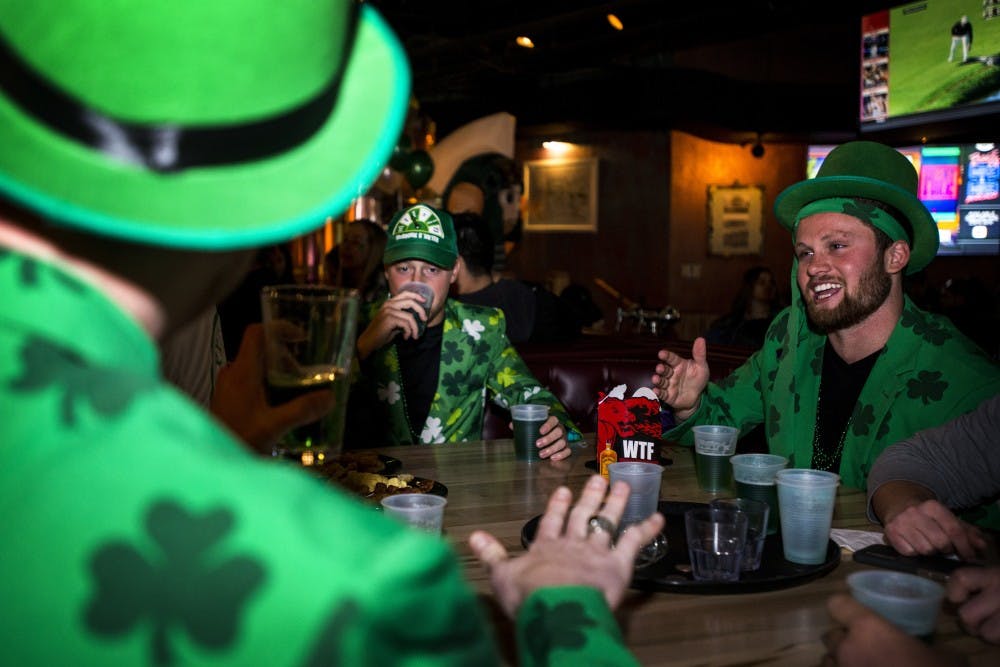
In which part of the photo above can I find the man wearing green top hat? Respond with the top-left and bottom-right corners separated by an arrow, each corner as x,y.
0,2 -> 661,665
349,202 -> 581,455
651,141 -> 1000,528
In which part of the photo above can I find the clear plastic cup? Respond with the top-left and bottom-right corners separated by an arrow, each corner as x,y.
692,425 -> 739,493
608,462 -> 664,526
730,453 -> 788,535
847,571 -> 946,637
685,507 -> 748,581
397,281 -> 434,337
380,494 -> 448,534
775,469 -> 839,564
511,404 -> 550,462
710,497 -> 769,571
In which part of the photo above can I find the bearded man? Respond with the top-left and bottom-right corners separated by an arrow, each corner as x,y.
650,141 -> 1000,528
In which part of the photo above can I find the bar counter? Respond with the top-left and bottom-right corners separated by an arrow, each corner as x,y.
371,436 -> 1000,666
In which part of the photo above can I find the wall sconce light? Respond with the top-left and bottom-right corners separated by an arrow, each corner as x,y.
607,14 -> 624,31
516,35 -> 534,49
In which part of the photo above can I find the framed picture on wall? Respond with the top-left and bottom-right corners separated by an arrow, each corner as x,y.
523,157 -> 598,232
706,184 -> 765,255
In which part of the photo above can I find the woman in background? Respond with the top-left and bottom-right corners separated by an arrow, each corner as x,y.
704,266 -> 783,349
325,219 -> 388,304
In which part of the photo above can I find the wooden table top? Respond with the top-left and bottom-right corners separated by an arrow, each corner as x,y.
374,437 -> 999,667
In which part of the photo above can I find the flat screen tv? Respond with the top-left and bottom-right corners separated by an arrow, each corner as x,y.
859,0 -> 1000,134
806,143 -> 999,257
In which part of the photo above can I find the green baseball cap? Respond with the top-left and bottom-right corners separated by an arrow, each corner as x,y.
0,0 -> 410,250
384,204 -> 458,268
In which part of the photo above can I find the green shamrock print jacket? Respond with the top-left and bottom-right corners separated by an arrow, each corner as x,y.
358,297 -> 581,446
0,251 -> 632,666
667,297 -> 1000,528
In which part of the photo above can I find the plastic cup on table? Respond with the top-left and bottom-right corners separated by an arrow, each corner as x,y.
608,461 -> 667,565
684,507 -> 748,581
710,497 -> 769,571
775,468 -> 839,564
511,404 -> 549,462
380,494 -> 448,534
847,571 -> 946,638
608,462 -> 664,526
730,453 -> 788,535
692,425 -> 739,493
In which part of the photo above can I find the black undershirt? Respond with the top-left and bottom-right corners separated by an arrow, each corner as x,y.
396,322 -> 443,438
811,341 -> 882,472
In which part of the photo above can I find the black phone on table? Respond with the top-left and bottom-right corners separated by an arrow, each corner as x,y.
853,543 -> 968,582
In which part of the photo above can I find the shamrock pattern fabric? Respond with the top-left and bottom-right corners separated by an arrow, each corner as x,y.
357,298 -> 581,446
0,250 -> 628,665
666,296 -> 1000,521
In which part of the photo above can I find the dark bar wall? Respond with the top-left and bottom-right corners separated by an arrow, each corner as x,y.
511,130 -> 999,342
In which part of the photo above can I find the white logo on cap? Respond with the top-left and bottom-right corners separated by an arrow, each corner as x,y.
392,205 -> 444,244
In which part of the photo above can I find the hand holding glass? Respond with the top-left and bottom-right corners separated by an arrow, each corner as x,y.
261,285 -> 359,463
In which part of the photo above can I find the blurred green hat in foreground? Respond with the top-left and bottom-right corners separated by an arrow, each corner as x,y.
0,0 -> 410,249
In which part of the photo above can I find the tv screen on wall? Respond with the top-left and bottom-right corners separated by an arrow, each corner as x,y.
806,143 -> 999,257
860,0 -> 1000,132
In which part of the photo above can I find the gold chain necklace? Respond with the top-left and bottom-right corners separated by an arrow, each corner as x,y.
811,378 -> 851,472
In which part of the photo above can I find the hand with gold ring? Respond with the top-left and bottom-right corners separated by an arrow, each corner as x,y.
468,474 -> 665,618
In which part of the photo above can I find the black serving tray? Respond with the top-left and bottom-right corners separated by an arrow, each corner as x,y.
521,500 -> 840,594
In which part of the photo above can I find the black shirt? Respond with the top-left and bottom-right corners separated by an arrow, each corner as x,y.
811,341 -> 882,472
396,322 -> 443,437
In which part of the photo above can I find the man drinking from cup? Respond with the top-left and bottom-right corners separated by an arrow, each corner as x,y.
350,203 -> 580,455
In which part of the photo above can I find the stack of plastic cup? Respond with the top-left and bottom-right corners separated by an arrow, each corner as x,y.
692,425 -> 739,493
730,453 -> 788,535
710,497 -> 769,571
847,571 -> 946,637
775,469 -> 839,564
684,507 -> 748,581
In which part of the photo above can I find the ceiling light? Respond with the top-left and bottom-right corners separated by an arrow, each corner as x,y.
542,141 -> 573,155
607,14 -> 624,31
516,36 -> 534,49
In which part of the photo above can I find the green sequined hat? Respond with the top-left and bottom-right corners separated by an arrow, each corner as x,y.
774,141 -> 939,273
0,0 -> 410,250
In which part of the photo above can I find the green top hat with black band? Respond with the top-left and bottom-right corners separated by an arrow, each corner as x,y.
0,0 -> 410,250
774,141 -> 939,274
384,204 -> 458,268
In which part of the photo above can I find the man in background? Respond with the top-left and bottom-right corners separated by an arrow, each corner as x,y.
452,210 -> 577,344
350,204 -> 581,454
0,2 -> 656,664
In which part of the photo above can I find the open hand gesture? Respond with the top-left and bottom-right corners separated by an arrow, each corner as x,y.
651,337 -> 711,420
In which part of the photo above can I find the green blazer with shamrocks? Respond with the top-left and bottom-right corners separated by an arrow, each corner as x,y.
0,249 -> 633,667
358,298 -> 581,445
667,297 -> 1000,526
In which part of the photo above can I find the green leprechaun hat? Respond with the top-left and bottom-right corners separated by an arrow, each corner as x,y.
0,0 -> 410,249
774,141 -> 939,274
